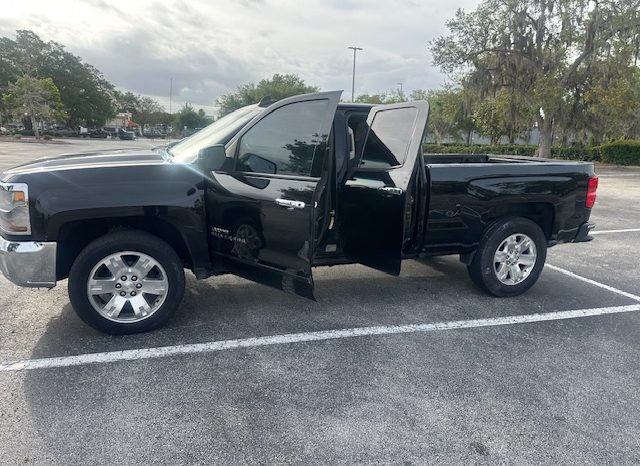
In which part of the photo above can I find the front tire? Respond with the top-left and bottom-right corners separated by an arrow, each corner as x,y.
467,217 -> 547,297
68,231 -> 185,334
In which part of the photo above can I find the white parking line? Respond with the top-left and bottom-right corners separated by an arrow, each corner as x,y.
546,264 -> 640,302
2,303 -> 640,372
591,228 -> 640,235
1,262 -> 638,373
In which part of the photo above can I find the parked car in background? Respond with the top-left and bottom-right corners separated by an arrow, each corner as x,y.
51,127 -> 78,138
103,127 -> 118,138
89,128 -> 109,139
118,128 -> 136,140
143,128 -> 166,138
0,127 -> 8,135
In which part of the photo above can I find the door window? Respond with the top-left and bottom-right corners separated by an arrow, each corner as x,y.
237,99 -> 330,177
360,107 -> 418,169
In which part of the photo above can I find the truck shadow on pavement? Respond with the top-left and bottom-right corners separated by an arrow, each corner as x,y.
22,255 -> 630,363
23,258 -> 483,359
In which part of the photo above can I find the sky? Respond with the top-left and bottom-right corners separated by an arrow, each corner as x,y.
0,0 -> 478,115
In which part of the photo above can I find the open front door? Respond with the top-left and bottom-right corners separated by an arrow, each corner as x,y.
339,101 -> 429,275
206,91 -> 341,299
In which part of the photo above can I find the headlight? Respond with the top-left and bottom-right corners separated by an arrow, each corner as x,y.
0,182 -> 31,235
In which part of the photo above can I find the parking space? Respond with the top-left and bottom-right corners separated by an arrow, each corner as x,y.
1,139 -> 639,464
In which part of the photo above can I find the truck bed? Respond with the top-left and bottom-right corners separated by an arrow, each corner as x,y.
423,153 -> 578,165
421,153 -> 595,256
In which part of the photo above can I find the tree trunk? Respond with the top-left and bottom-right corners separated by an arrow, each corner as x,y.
31,116 -> 40,139
537,116 -> 553,158
466,129 -> 472,145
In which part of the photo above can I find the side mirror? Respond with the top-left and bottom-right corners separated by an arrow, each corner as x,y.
198,144 -> 228,171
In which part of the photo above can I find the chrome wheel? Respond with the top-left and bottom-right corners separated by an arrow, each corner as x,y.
493,233 -> 537,286
87,251 -> 169,323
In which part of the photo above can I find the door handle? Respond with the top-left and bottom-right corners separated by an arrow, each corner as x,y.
275,199 -> 306,210
377,186 -> 403,196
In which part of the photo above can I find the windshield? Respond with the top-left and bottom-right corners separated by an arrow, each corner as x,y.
169,104 -> 263,163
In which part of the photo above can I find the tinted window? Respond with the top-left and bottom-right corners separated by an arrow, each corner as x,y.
360,107 -> 418,169
347,113 -> 368,166
237,99 -> 330,177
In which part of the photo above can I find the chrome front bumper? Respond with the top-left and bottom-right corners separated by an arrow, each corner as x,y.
0,237 -> 56,288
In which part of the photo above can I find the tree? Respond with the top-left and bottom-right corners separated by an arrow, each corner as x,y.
3,75 -> 65,138
216,74 -> 319,116
0,30 -> 115,126
473,89 -> 535,144
430,0 -> 640,156
421,88 -> 473,144
355,89 -> 407,104
173,103 -> 210,134
112,90 -> 140,114
135,96 -> 164,130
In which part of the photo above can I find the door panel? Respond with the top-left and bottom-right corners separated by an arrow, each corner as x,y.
205,91 -> 341,298
339,101 -> 429,275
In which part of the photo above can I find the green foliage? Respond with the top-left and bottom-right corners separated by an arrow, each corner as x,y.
354,93 -> 387,104
112,91 -> 141,113
3,75 -> 66,138
423,143 -> 604,161
424,143 -> 538,156
173,103 -> 210,132
423,88 -> 466,143
111,90 -> 171,130
591,141 -> 640,166
584,69 -> 640,142
0,30 -> 115,126
216,74 -> 319,117
472,89 -> 534,144
355,89 -> 406,104
430,0 -> 640,156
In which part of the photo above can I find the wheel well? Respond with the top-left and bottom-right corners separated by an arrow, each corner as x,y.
487,202 -> 555,240
55,217 -> 193,280
460,202 -> 554,266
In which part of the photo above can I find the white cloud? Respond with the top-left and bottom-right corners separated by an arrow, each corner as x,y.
1,0 -> 478,114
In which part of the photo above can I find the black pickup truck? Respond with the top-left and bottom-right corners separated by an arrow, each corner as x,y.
0,91 -> 598,334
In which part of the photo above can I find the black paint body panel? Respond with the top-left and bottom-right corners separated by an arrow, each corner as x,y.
422,159 -> 595,256
2,151 -> 211,273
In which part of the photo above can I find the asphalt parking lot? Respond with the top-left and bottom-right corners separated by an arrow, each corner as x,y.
0,138 -> 639,464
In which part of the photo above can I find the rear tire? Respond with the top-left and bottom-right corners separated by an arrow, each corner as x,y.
467,217 -> 547,297
68,230 -> 185,334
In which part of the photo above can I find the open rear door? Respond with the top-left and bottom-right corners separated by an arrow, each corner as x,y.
339,101 -> 429,275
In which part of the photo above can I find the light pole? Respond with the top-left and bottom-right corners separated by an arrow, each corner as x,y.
169,77 -> 173,115
347,46 -> 363,102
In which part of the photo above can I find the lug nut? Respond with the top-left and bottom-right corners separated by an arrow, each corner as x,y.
131,276 -> 137,281
121,276 -> 127,281
120,291 -> 126,297
130,291 -> 137,296
115,283 -> 122,289
136,283 -> 142,289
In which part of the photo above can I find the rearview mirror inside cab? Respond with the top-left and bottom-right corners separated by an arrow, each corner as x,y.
238,153 -> 277,174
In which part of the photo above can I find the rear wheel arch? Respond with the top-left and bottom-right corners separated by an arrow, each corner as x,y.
485,202 -> 555,241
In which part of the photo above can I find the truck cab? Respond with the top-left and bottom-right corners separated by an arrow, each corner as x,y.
181,91 -> 429,298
